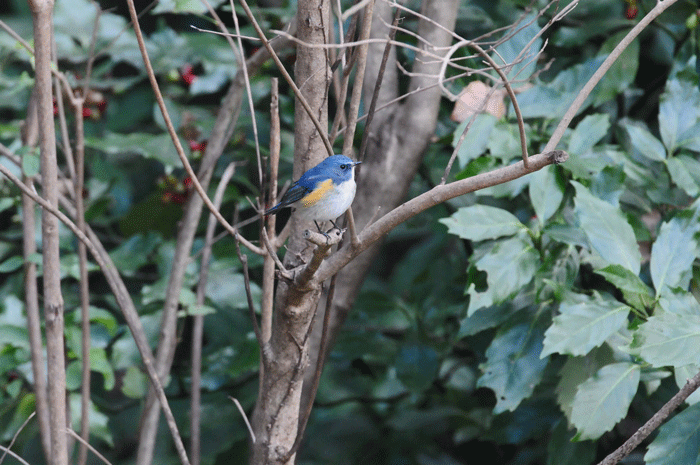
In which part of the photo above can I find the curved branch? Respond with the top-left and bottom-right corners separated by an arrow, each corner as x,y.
543,0 -> 680,153
317,150 -> 568,282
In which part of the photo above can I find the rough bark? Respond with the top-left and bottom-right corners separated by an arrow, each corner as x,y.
28,1 -> 68,464
250,0 -> 331,463
301,0 -> 460,412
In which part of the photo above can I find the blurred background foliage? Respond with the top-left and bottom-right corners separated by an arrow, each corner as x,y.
2,0 -> 700,464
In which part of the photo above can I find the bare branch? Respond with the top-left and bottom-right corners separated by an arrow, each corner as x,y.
318,150 -> 568,282
598,368 -> 700,465
544,0 -> 679,153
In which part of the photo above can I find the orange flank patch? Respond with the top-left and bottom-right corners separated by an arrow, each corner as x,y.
301,179 -> 333,207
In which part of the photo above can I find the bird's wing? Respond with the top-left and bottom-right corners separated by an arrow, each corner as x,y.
264,181 -> 311,215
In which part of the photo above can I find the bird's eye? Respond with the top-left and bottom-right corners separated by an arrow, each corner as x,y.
340,164 -> 347,169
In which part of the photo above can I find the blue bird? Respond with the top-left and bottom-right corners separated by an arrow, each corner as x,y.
265,155 -> 361,230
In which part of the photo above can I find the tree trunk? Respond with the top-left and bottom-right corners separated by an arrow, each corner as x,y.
250,0 -> 331,463
301,0 -> 460,414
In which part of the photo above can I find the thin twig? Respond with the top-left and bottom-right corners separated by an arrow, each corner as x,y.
341,0 -> 375,156
285,276 -> 338,459
190,162 -> 236,465
0,150 -> 189,465
229,397 -> 256,443
0,447 -> 30,465
0,412 -> 35,465
66,428 -> 113,465
544,0 -> 679,153
359,7 -> 400,162
262,227 -> 293,280
597,368 -> 700,465
235,241 -> 264,349
228,0 -> 263,186
237,0 -> 335,157
124,0 -> 263,257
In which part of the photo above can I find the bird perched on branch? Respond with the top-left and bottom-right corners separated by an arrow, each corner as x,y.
265,154 -> 361,231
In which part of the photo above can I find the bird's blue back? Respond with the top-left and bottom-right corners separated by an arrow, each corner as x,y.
265,155 -> 357,215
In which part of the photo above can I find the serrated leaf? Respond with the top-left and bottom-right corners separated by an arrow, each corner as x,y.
570,362 -> 640,440
650,217 -> 698,295
477,315 -> 548,414
644,402 -> 700,465
529,166 -> 564,223
440,205 -> 524,241
595,264 -> 654,312
467,235 -> 539,313
541,292 -> 629,358
659,78 -> 700,153
630,312 -> 700,368
573,181 -> 641,274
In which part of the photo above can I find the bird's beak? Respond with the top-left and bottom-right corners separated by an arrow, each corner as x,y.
353,161 -> 362,166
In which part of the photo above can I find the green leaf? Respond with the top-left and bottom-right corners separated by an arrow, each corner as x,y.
458,303 -> 512,338
595,264 -> 654,312
0,256 -> 24,273
658,287 -> 700,316
85,132 -> 184,167
452,113 -> 497,167
121,366 -> 148,399
529,166 -> 564,223
517,56 -> 606,119
650,216 -> 698,295
630,312 -> 700,368
90,347 -> 115,391
594,33 -> 639,106
547,420 -> 596,465
477,314 -> 548,413
667,155 -> 700,197
395,344 -> 440,392
659,78 -> 700,153
556,347 -> 616,423
21,148 -> 40,177
487,121 -> 522,163
570,362 -> 640,440
644,402 -> 700,465
493,13 -> 542,81
439,205 -> 524,241
573,181 -> 641,274
541,292 -> 630,358
467,235 -> 539,313
109,232 -> 161,277
674,365 -> 700,405
568,114 -> 610,158
623,121 -> 666,161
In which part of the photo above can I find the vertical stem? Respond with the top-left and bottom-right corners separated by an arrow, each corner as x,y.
21,91 -> 52,463
28,1 -> 68,464
261,78 -> 280,343
74,102 -> 91,465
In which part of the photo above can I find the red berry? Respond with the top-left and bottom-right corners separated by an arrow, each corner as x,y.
625,5 -> 638,19
82,107 -> 93,118
183,177 -> 193,188
181,64 -> 197,86
189,140 -> 199,151
96,99 -> 107,114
